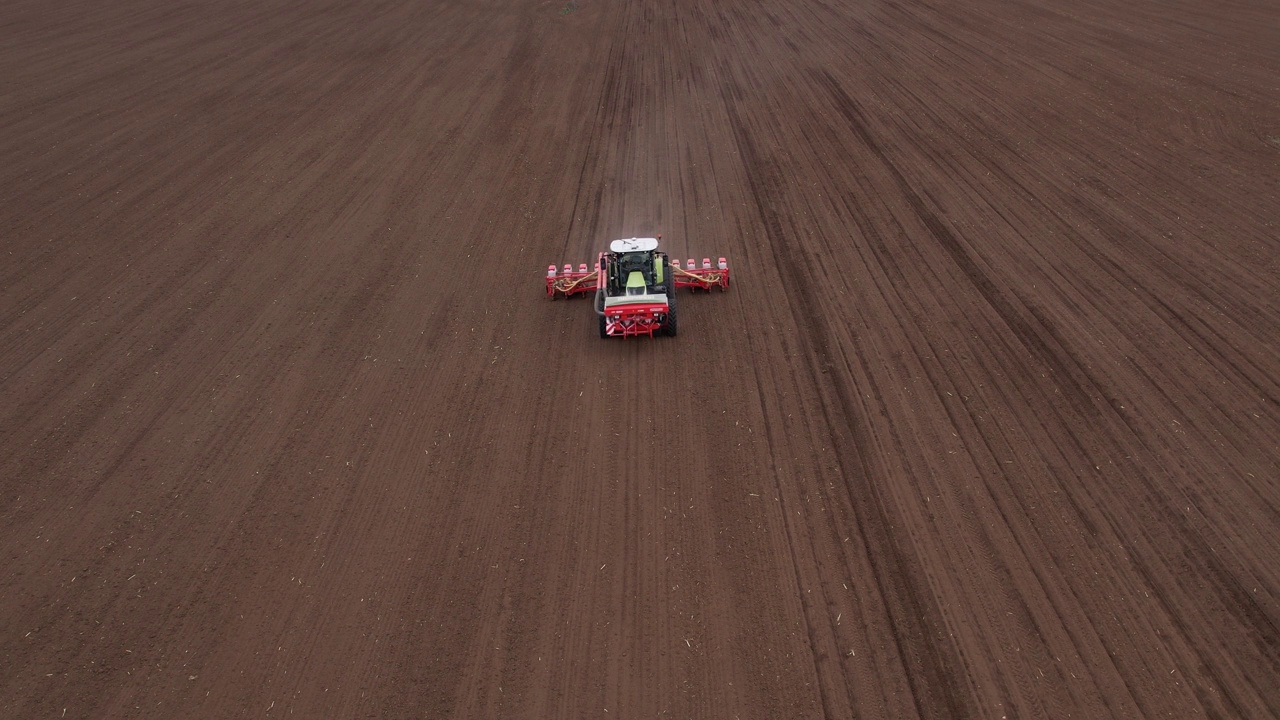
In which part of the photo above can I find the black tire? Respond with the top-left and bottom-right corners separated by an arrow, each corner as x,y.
599,313 -> 609,338
663,295 -> 678,337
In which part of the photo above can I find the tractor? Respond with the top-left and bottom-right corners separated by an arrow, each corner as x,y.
546,236 -> 730,338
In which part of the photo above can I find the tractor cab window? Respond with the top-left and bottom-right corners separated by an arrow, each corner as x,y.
620,253 -> 652,287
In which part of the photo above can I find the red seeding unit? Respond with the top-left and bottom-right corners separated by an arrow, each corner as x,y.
546,236 -> 731,338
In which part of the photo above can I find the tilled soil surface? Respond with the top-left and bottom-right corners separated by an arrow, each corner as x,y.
2,0 -> 1278,716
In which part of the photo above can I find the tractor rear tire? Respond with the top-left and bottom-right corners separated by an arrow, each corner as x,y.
599,314 -> 609,338
664,296 -> 678,337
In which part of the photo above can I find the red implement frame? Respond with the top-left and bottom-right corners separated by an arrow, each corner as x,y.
672,257 -> 730,291
602,302 -> 669,338
546,262 -> 600,299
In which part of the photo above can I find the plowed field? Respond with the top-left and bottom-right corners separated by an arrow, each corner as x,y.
3,0 -> 1278,716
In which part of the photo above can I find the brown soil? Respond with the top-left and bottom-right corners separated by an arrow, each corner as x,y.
2,0 -> 1278,716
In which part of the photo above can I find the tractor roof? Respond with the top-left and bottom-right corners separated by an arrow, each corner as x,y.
609,237 -> 659,253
